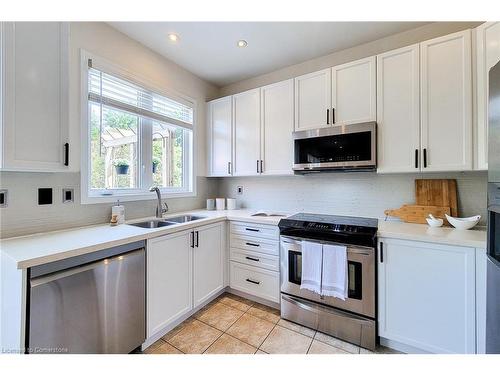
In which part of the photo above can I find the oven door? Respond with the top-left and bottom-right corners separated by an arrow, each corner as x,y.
293,122 -> 376,171
280,236 -> 375,318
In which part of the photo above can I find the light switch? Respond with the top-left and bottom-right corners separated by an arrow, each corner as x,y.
63,188 -> 74,203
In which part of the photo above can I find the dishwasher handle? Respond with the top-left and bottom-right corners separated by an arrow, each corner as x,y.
30,249 -> 143,287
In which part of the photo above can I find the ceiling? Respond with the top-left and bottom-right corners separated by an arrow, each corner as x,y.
109,22 -> 429,87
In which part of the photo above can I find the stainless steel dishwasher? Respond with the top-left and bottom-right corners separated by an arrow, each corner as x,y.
27,241 -> 145,354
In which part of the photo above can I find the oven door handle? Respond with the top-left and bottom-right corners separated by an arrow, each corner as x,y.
281,294 -> 373,326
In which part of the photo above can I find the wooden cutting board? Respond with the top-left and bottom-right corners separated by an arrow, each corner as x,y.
384,205 -> 451,224
415,179 -> 458,217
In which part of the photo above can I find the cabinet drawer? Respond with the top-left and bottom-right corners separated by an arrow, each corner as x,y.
230,235 -> 279,256
230,248 -> 279,272
230,261 -> 280,303
230,221 -> 279,240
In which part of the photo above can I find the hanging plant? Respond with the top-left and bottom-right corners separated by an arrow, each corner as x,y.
113,159 -> 130,175
152,157 -> 161,173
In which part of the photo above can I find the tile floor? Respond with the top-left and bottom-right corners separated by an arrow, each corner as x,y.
143,292 -> 399,355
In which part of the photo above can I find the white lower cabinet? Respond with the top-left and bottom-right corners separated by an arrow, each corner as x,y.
193,223 -> 224,308
229,221 -> 280,303
230,262 -> 280,303
147,229 -> 193,338
146,222 -> 224,339
378,238 -> 476,353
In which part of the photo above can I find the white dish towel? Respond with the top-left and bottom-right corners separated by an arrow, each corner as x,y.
321,244 -> 348,300
300,241 -> 323,295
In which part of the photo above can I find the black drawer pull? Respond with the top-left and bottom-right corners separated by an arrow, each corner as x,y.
326,109 -> 330,125
423,148 -> 427,168
245,256 -> 260,262
245,228 -> 259,232
246,278 -> 260,285
64,143 -> 69,166
246,242 -> 260,247
415,149 -> 418,169
332,108 -> 335,124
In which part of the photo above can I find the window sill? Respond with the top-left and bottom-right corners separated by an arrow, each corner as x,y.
81,190 -> 196,205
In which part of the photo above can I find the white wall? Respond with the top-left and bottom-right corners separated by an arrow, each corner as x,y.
217,172 -> 487,225
219,22 -> 482,96
0,22 -> 220,238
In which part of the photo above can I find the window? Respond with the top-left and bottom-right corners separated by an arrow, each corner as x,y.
81,52 -> 195,203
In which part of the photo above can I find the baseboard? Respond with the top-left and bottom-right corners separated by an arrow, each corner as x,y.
379,337 -> 431,354
227,287 -> 280,310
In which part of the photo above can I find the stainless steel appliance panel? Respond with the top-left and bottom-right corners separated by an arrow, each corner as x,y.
281,294 -> 376,351
29,248 -> 145,354
280,236 -> 375,318
487,60 -> 500,354
293,122 -> 376,172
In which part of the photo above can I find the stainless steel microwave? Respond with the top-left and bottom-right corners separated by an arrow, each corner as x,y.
293,122 -> 376,173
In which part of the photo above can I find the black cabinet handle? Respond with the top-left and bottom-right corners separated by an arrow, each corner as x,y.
245,256 -> 260,262
228,161 -> 231,175
415,149 -> 419,169
245,228 -> 259,232
380,242 -> 384,263
327,109 -> 330,125
64,143 -> 69,166
257,160 -> 260,173
246,278 -> 260,285
332,108 -> 335,124
245,242 -> 260,247
190,231 -> 194,248
195,231 -> 199,247
260,160 -> 263,173
423,148 -> 427,168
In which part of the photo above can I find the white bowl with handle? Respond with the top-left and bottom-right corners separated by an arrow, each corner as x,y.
445,214 -> 481,230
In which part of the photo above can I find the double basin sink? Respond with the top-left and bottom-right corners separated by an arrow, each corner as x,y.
130,215 -> 206,229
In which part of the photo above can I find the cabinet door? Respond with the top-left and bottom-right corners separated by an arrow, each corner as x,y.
294,68 -> 331,131
233,88 -> 261,176
377,45 -> 420,173
378,238 -> 475,353
2,22 -> 69,171
331,56 -> 376,126
193,223 -> 224,308
261,79 -> 294,175
147,230 -> 193,338
420,30 -> 472,172
207,96 -> 232,176
475,22 -> 500,170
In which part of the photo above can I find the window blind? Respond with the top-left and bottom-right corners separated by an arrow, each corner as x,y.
88,65 -> 194,130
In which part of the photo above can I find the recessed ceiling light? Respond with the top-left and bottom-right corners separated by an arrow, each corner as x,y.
237,40 -> 248,48
168,33 -> 180,43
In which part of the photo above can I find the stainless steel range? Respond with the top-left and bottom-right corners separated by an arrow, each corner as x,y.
278,213 -> 378,351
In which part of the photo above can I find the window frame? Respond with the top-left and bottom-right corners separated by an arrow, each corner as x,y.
80,50 -> 196,204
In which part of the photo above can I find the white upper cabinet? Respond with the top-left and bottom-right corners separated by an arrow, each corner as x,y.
377,45 -> 421,173
378,238 -> 476,353
260,79 -> 294,175
475,22 -> 500,170
207,96 -> 232,176
193,223 -> 224,308
331,56 -> 376,125
1,22 -> 70,171
420,30 -> 472,172
294,68 -> 331,131
232,88 -> 261,176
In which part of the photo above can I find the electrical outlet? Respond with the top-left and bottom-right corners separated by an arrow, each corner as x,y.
237,186 -> 243,195
0,189 -> 7,207
62,188 -> 74,203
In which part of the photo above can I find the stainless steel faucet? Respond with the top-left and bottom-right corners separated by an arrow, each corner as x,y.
149,186 -> 168,218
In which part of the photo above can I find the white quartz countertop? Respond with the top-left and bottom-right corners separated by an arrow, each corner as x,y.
1,209 -> 487,269
0,209 -> 288,269
378,220 -> 487,249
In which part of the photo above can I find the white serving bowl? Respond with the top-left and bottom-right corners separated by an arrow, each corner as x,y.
445,214 -> 481,230
426,217 -> 444,227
